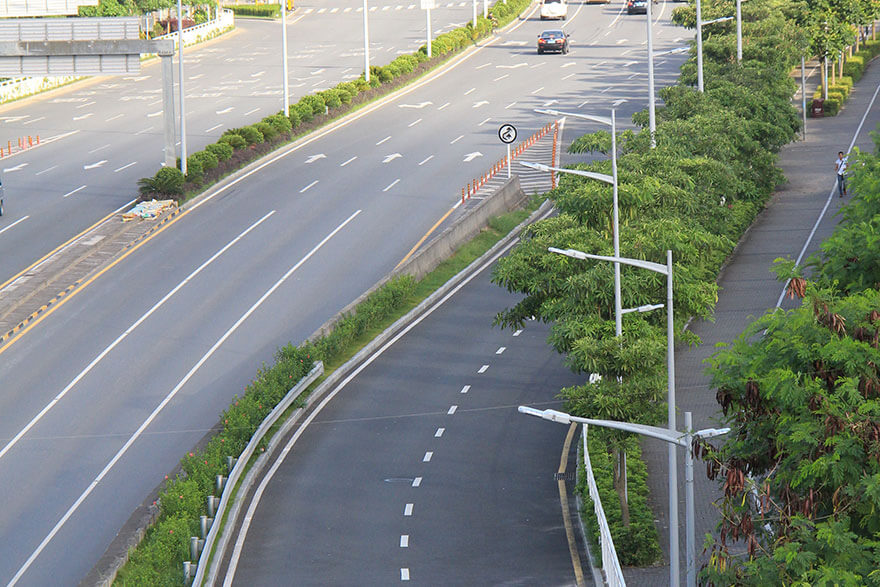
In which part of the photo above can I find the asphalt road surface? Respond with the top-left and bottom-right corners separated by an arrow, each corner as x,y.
226,242 -> 585,586
0,2 -> 688,584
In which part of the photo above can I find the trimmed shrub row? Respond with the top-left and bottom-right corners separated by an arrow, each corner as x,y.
137,0 -> 533,203
222,3 -> 281,18
811,39 -> 880,116
114,275 -> 417,584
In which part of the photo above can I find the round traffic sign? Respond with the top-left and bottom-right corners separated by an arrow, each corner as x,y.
498,124 -> 517,144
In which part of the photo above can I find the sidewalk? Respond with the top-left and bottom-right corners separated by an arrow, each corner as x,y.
625,58 -> 880,584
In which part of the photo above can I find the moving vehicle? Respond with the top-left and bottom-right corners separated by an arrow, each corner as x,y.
537,29 -> 570,54
626,0 -> 647,13
540,0 -> 567,20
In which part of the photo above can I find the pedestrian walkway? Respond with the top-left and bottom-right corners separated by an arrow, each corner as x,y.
625,57 -> 880,584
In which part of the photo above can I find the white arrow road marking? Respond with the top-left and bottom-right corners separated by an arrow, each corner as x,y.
62,185 -> 87,198
463,152 -> 483,162
216,107 -> 234,114
3,163 -> 28,173
399,101 -> 433,108
473,100 -> 489,108
72,113 -> 93,121
612,99 -> 627,106
496,61 -> 528,68
83,160 -> 107,170
383,153 -> 402,163
306,154 -> 326,164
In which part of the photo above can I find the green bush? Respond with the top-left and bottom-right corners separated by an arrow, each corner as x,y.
829,84 -> 850,99
292,101 -> 313,123
824,97 -> 841,115
206,142 -> 233,162
190,149 -> 218,171
287,107 -> 301,129
264,113 -> 292,135
319,88 -> 342,109
230,125 -> 263,145
843,54 -> 864,81
137,166 -> 185,197
184,155 -> 204,185
218,132 -> 246,151
254,121 -> 278,142
300,94 -> 325,116
223,3 -> 280,18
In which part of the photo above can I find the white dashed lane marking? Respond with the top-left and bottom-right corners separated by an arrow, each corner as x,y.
496,347 -> 506,354
400,535 -> 409,547
412,477 -> 422,487
404,503 -> 413,516
447,405 -> 458,415
478,365 -> 489,373
435,428 -> 444,437
423,451 -> 433,462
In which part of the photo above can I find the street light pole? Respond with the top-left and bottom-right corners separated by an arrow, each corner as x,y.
696,0 -> 704,92
363,0 -> 371,82
519,406 -> 728,587
646,0 -> 656,145
735,0 -> 742,62
177,0 -> 187,175
473,0 -> 477,28
281,0 -> 289,117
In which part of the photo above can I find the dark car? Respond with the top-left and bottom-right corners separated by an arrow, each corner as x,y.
537,29 -> 570,54
626,0 -> 647,14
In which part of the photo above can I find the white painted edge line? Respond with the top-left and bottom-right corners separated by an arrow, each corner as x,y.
6,210 -> 283,584
774,79 -> 880,309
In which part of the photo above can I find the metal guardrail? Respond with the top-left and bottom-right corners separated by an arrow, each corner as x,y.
582,423 -> 626,587
154,8 -> 235,48
189,360 -> 324,586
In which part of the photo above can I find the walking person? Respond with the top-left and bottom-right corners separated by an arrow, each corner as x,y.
835,150 -> 848,197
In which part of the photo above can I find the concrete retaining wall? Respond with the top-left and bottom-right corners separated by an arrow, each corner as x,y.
308,175 -> 528,341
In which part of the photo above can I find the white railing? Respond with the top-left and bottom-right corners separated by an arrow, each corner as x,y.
154,8 -> 234,49
582,423 -> 626,587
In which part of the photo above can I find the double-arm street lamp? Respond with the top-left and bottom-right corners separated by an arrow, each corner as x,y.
519,406 -> 729,587
547,247 -> 680,586
526,108 -> 622,337
697,0 -> 743,92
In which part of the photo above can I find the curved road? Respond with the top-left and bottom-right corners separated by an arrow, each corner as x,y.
0,1 -> 687,584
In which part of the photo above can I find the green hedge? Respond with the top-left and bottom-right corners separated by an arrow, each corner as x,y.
577,431 -> 661,566
222,3 -> 280,18
114,276 -> 417,584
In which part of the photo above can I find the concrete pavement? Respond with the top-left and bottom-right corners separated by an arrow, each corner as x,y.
626,56 -> 880,583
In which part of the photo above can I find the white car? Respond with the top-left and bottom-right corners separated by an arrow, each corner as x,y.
540,0 -> 567,20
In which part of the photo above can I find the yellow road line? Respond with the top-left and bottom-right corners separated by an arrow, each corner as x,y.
559,422 -> 586,587
394,205 -> 456,269
0,206 -> 126,293
0,208 -> 188,355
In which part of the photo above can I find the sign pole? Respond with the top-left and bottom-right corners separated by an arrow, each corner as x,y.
507,144 -> 511,178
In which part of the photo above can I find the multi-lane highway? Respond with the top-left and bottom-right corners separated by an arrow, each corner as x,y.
0,1 -> 688,583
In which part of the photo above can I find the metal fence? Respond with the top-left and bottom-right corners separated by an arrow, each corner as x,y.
582,423 -> 626,587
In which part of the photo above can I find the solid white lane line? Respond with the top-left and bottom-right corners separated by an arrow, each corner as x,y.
423,451 -> 433,462
478,365 -> 489,373
0,215 -> 29,236
340,156 -> 357,166
412,477 -> 422,487
450,135 -> 464,144
7,210 -> 287,585
113,162 -> 137,173
62,185 -> 87,199
383,179 -> 400,192
300,180 -> 318,193
447,405 -> 457,415
401,568 -> 410,581
408,118 -> 422,127
400,535 -> 409,547
418,155 -> 433,166
35,165 -> 57,176
435,428 -> 444,437
460,385 -> 470,394
496,347 -> 505,354
513,329 -> 522,336
376,135 -> 391,145
404,503 -> 413,516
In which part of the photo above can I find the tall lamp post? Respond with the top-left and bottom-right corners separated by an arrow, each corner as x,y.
281,0 -> 289,116
177,0 -> 187,175
532,108 -> 621,338
646,0 -> 656,145
363,0 -> 371,82
519,406 -> 728,587
547,247 -> 680,587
